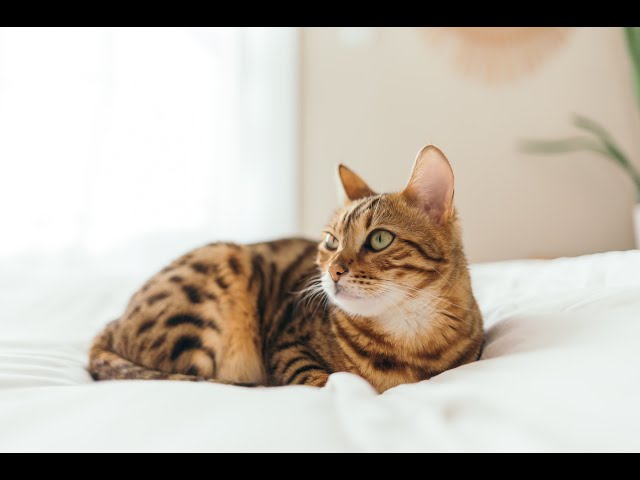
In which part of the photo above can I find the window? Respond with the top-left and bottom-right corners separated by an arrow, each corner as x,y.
0,27 -> 298,266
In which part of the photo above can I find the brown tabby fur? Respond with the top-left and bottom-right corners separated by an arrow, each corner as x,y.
89,145 -> 483,393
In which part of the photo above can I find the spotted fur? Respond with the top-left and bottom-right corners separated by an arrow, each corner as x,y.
89,145 -> 483,392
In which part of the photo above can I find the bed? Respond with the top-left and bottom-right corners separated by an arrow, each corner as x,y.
1,249 -> 639,452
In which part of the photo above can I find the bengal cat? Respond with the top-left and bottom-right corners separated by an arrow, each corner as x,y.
89,145 -> 483,393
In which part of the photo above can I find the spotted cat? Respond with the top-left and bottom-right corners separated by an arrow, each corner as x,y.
89,145 -> 483,392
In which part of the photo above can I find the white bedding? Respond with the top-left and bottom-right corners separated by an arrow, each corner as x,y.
1,250 -> 639,452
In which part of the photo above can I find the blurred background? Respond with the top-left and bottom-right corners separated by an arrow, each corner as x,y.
301,27 -> 640,262
1,27 -> 639,292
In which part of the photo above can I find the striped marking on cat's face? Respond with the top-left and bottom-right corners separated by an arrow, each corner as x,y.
317,193 -> 451,318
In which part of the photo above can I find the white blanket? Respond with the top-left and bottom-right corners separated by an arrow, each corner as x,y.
1,250 -> 639,452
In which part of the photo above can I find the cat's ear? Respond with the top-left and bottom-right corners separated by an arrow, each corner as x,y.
402,145 -> 455,222
337,164 -> 376,204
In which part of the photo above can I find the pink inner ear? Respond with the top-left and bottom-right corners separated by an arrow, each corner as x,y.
404,146 -> 454,221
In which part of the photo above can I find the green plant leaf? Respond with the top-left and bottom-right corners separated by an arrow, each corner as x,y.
624,27 -> 640,109
519,137 -> 605,155
572,114 -> 615,142
571,114 -> 640,183
520,115 -> 640,202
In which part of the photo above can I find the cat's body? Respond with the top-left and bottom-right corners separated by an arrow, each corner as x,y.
89,146 -> 483,392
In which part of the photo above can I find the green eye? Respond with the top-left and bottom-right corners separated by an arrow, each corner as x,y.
367,229 -> 394,251
324,233 -> 339,251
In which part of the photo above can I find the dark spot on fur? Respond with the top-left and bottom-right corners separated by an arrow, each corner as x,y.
170,335 -> 202,361
249,254 -> 264,290
147,292 -> 171,306
166,313 -> 220,333
268,242 -> 281,252
216,276 -> 229,289
137,320 -> 156,335
166,314 -> 205,328
228,256 -> 242,275
373,356 -> 400,371
150,334 -> 167,350
182,285 -> 203,304
186,366 -> 199,376
191,262 -> 209,274
169,275 -> 184,283
205,292 -> 218,301
131,305 -> 141,316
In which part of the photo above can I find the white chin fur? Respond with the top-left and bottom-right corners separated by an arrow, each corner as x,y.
321,273 -> 395,317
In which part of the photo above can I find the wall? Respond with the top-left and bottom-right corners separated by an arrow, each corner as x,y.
300,27 -> 640,262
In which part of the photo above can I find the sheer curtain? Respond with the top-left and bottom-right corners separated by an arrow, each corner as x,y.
0,27 -> 298,270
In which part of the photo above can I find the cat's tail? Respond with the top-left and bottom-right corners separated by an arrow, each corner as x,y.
88,321 -> 257,386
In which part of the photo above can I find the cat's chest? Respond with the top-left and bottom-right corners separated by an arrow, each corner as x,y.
334,313 -> 438,392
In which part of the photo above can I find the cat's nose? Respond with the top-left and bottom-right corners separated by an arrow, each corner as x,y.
329,263 -> 349,283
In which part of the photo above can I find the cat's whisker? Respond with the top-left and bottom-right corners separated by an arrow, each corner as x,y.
339,279 -> 465,323
293,277 -> 328,315
301,286 -> 327,313
292,278 -> 323,296
429,264 -> 456,292
377,279 -> 480,314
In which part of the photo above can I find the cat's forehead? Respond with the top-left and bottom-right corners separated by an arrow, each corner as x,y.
330,195 -> 388,234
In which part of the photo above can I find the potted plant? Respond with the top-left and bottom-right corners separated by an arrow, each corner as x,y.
522,27 -> 640,248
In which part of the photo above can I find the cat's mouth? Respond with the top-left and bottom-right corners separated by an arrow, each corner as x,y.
329,284 -> 391,317
322,272 -> 390,316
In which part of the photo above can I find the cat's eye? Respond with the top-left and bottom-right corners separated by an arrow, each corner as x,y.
324,233 -> 339,251
367,229 -> 394,252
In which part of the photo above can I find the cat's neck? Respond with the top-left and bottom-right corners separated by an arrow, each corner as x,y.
330,289 -> 454,347
372,292 -> 443,344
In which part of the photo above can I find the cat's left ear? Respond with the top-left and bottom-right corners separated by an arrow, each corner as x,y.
402,145 -> 455,223
337,164 -> 376,204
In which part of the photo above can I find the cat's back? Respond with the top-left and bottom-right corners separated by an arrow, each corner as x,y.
247,237 -> 319,280
129,237 -> 318,315
90,237 -> 319,384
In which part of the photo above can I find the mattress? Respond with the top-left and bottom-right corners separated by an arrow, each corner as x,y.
1,250 -> 639,452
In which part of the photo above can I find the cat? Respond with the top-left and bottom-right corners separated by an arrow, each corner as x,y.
89,145 -> 483,393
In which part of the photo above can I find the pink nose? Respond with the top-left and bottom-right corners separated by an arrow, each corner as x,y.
329,263 -> 349,283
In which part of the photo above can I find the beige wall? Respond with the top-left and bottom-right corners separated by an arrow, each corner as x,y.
300,27 -> 640,262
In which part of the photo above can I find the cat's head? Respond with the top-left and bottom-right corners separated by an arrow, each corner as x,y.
317,145 -> 465,318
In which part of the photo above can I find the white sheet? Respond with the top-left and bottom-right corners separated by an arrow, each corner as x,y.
1,250 -> 639,452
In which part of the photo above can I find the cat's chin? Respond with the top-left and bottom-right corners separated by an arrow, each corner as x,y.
331,295 -> 388,318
